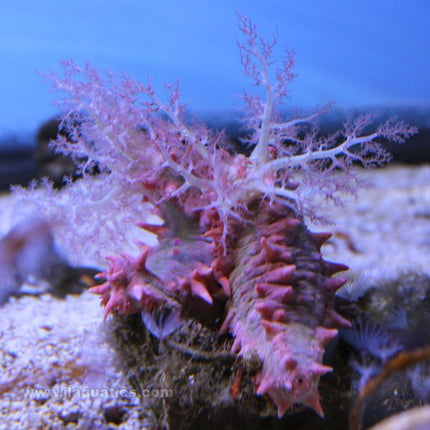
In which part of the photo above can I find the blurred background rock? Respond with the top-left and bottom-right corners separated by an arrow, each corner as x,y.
1,109 -> 429,192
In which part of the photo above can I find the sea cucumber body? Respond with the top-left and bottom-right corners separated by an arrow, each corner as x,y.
226,204 -> 349,416
93,202 -> 349,416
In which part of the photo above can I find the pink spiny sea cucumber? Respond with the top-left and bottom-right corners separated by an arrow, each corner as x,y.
224,201 -> 348,416
91,199 -> 349,416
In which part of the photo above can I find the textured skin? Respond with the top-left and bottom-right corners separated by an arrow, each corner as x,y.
224,203 -> 349,416
92,201 -> 349,416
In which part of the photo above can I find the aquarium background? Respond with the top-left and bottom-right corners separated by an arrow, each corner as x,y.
0,0 -> 429,187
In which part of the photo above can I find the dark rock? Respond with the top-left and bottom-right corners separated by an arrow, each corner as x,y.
109,313 -> 353,430
34,117 -> 81,187
0,143 -> 36,191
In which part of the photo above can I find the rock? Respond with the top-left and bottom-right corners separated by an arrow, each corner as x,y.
370,405 -> 430,430
34,117 -> 81,187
